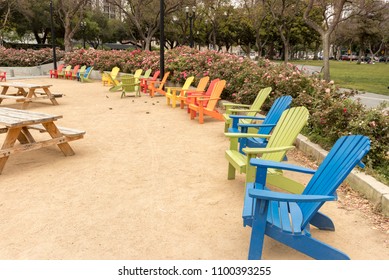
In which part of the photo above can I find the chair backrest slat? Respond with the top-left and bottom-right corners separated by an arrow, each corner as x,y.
300,135 -> 370,228
261,107 -> 309,162
257,95 -> 292,135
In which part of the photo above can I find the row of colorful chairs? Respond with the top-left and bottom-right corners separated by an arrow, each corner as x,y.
220,87 -> 371,260
50,64 -> 93,82
102,65 -> 371,259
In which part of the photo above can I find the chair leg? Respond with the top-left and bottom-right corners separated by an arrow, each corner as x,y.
248,199 -> 269,260
310,212 -> 335,231
227,163 -> 236,180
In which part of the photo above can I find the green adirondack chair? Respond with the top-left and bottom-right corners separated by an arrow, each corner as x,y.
141,69 -> 152,80
223,87 -> 272,132
225,106 -> 309,194
76,65 -> 86,81
80,66 -> 94,83
109,69 -> 143,92
120,75 -> 141,98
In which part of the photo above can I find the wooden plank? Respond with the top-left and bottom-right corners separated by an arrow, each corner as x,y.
27,124 -> 85,137
0,136 -> 69,158
0,95 -> 26,100
0,82 -> 52,88
35,91 -> 63,98
0,108 -> 62,127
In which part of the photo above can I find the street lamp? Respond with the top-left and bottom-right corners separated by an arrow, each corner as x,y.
185,6 -> 196,48
160,0 -> 165,79
49,0 -> 57,70
80,21 -> 86,49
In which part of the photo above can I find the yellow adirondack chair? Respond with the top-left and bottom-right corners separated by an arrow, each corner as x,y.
58,65 -> 71,79
179,76 -> 210,110
225,106 -> 309,194
102,66 -> 120,86
148,72 -> 170,97
165,76 -> 195,108
189,79 -> 226,124
223,87 -> 272,132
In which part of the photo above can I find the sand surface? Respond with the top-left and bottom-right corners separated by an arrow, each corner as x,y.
0,77 -> 387,260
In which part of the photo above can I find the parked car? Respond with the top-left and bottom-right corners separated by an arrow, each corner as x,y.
341,54 -> 358,61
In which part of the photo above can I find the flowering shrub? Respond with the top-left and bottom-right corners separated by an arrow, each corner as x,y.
0,47 -> 65,66
1,46 -> 387,184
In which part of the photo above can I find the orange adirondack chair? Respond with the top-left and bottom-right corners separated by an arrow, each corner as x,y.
148,72 -> 170,98
189,79 -> 226,124
49,64 -> 65,78
177,76 -> 210,110
140,70 -> 160,93
65,65 -> 80,80
185,78 -> 220,113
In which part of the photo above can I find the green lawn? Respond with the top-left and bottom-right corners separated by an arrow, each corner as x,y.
291,60 -> 389,96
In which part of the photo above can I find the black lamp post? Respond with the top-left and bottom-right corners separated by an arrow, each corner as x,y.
160,0 -> 165,78
49,0 -> 57,70
80,21 -> 86,49
185,6 -> 196,48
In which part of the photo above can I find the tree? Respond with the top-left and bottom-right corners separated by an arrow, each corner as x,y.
107,0 -> 185,51
303,0 -> 351,81
241,0 -> 271,58
56,0 -> 89,51
0,0 -> 18,46
267,0 -> 304,64
13,0 -> 52,44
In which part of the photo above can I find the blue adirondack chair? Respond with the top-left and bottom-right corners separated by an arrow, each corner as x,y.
228,95 -> 292,153
243,135 -> 370,260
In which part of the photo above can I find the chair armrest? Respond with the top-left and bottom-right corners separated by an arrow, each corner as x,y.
242,146 -> 295,155
187,90 -> 206,95
249,158 -> 316,174
238,123 -> 276,129
248,189 -> 336,203
224,103 -> 251,109
224,132 -> 271,138
228,108 -> 262,113
166,86 -> 184,91
229,115 -> 266,121
198,97 -> 220,101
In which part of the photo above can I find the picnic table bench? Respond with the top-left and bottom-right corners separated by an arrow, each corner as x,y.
0,107 -> 85,174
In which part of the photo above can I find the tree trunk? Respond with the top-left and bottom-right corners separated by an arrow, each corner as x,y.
322,33 -> 330,81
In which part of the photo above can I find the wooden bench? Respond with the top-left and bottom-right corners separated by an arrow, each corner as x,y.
0,95 -> 26,102
27,124 -> 86,140
34,91 -> 64,98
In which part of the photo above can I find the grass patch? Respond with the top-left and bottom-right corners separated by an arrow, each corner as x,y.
291,60 -> 389,96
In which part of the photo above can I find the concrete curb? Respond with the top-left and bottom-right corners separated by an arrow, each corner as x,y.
295,134 -> 389,216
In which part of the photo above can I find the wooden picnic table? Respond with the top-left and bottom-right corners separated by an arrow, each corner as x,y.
0,82 -> 62,109
0,107 -> 85,174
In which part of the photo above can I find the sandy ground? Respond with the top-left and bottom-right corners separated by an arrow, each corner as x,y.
0,77 -> 388,260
